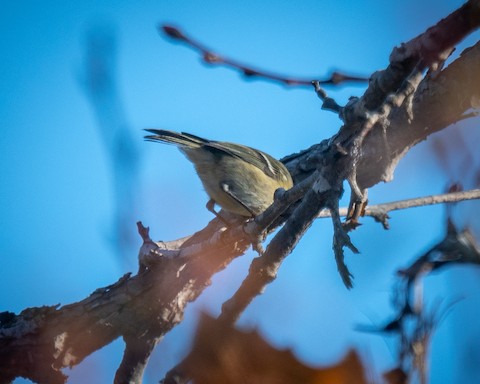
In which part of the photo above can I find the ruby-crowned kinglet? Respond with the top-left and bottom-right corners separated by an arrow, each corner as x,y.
144,129 -> 293,217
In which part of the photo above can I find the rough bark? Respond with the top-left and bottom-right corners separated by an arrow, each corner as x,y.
1,2 -> 479,382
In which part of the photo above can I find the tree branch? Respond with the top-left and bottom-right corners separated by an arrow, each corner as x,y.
160,25 -> 369,87
219,172 -> 335,323
2,2 -> 480,382
317,189 -> 480,229
0,219 -> 248,383
81,26 -> 141,263
114,335 -> 159,384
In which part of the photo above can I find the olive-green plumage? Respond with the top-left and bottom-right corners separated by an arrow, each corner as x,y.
144,129 -> 293,217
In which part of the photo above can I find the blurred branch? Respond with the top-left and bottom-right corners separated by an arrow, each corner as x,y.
81,25 -> 141,264
360,219 -> 480,383
160,25 -> 369,87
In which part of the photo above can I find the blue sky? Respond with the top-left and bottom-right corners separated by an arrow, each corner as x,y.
1,1 -> 479,383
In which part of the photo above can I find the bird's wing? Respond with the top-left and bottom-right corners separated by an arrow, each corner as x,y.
206,141 -> 283,180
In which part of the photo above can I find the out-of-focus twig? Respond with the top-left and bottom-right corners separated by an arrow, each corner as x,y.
360,219 -> 480,383
160,25 -> 369,87
81,26 -> 141,265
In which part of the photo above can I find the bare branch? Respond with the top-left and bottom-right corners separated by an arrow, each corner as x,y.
347,0 -> 480,117
81,26 -> 141,264
312,80 -> 344,115
219,172 -> 334,324
0,218 -> 249,383
317,189 -> 480,228
160,25 -> 369,87
114,336 -> 159,384
3,3 -> 480,383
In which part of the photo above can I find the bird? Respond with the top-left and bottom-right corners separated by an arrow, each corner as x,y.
144,129 -> 293,218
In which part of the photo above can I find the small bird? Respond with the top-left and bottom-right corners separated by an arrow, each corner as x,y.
145,129 -> 293,217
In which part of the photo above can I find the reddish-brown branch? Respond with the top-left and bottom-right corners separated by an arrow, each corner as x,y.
160,25 -> 369,87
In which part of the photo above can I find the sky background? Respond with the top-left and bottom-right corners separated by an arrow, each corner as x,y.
1,1 -> 479,383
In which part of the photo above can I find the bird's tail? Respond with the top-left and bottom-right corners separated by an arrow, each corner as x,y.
144,129 -> 208,148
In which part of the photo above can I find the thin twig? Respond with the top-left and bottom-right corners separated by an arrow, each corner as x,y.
160,25 -> 369,87
327,194 -> 358,288
317,189 -> 480,228
312,80 -> 344,115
